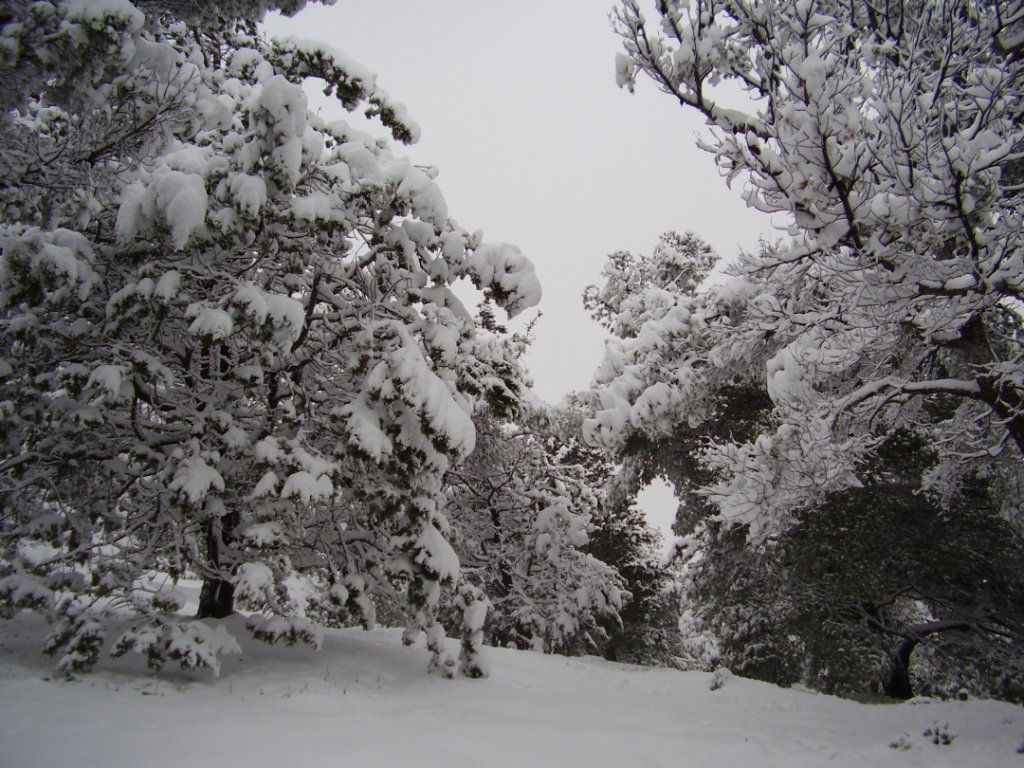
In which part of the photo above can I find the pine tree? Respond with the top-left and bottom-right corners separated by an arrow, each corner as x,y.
0,0 -> 540,677
582,230 -> 1024,697
682,432 -> 1024,700
547,394 -> 680,665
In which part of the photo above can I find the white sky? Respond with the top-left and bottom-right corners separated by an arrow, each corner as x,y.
264,1 -> 774,547
265,0 -> 772,402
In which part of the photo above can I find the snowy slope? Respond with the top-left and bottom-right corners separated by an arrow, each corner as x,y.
0,611 -> 1020,768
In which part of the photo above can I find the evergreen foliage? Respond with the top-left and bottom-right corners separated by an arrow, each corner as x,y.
583,227 -> 1024,697
0,0 -> 540,677
442,403 -> 624,654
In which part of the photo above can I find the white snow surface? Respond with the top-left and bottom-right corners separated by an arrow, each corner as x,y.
0,606 -> 1020,767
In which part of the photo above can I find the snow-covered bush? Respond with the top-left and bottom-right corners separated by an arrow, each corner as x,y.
684,448 -> 1024,700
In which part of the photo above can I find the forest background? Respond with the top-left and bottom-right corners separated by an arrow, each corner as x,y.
1,0 -> 1023,707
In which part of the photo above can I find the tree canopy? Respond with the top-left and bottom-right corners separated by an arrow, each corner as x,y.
0,0 -> 540,677
605,0 -> 1024,534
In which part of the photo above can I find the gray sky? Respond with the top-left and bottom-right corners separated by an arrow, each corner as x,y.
266,0 -> 770,401
265,1 -> 773,546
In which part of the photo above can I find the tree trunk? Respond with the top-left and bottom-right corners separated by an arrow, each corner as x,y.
959,316 -> 1024,456
197,574 -> 235,619
882,620 -> 973,700
884,636 -> 918,699
196,511 -> 239,619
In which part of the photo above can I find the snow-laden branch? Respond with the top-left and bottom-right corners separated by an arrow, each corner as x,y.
600,0 -> 1024,537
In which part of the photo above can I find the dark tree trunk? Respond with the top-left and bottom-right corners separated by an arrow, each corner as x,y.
959,316 -> 1024,456
882,620 -> 973,700
197,575 -> 236,619
196,511 -> 239,619
884,637 -> 918,699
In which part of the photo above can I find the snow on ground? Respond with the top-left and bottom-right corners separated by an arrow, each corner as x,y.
1,611 -> 1021,768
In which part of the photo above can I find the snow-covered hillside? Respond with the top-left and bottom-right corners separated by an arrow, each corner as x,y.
1,611 -> 1020,768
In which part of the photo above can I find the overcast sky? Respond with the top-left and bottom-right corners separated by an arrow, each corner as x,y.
265,0 -> 772,401
264,1 -> 773,545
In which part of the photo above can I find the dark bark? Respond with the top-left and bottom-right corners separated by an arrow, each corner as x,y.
197,574 -> 235,619
884,635 -> 918,699
883,620 -> 972,699
958,316 -> 1024,456
196,510 -> 240,619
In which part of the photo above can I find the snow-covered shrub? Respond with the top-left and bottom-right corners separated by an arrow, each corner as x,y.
111,620 -> 242,676
709,667 -> 731,691
923,722 -> 957,747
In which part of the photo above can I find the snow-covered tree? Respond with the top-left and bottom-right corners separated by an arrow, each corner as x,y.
542,394 -> 680,666
610,0 -> 1024,533
684,431 -> 1024,700
582,226 -> 1024,697
583,232 -> 788,528
442,401 -> 624,654
0,0 -> 539,677
583,231 -> 718,340
586,484 -> 682,666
